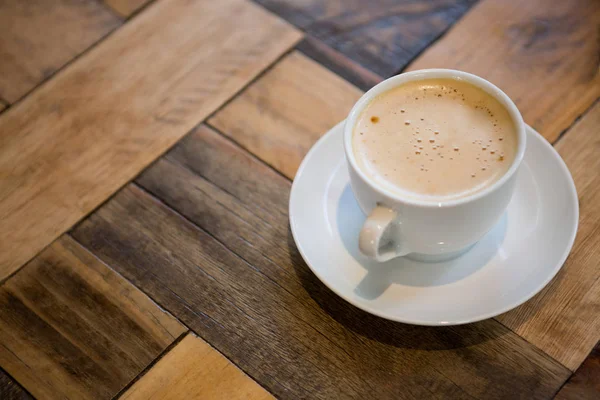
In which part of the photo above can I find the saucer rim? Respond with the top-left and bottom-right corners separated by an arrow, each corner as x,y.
289,121 -> 579,326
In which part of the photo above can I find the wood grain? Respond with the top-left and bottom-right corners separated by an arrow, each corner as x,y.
210,51 -> 361,179
122,333 -> 273,400
72,125 -> 570,400
255,0 -> 478,76
0,0 -> 121,103
0,369 -> 32,400
556,342 -> 600,399
297,36 -> 382,91
0,235 -> 186,400
103,0 -> 152,18
0,0 -> 301,281
408,0 -> 600,142
498,103 -> 600,371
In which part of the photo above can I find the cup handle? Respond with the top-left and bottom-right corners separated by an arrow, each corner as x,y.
359,206 -> 409,262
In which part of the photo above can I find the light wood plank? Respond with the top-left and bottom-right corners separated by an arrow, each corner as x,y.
0,0 -> 121,103
0,236 -> 186,400
408,0 -> 600,142
72,126 -> 571,399
0,0 -> 301,281
122,333 -> 273,400
103,0 -> 152,18
210,51 -> 361,179
498,103 -> 600,370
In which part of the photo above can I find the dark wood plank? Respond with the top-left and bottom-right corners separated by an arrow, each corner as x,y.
72,125 -> 570,400
297,36 -> 382,91
498,102 -> 600,371
0,0 -> 301,282
254,0 -> 478,76
122,333 -> 274,400
0,369 -> 32,400
408,0 -> 600,142
0,236 -> 186,400
209,51 -> 362,179
556,342 -> 600,400
103,0 -> 152,18
0,0 -> 121,103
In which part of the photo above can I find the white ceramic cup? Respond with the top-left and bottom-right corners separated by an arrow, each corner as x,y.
344,69 -> 526,262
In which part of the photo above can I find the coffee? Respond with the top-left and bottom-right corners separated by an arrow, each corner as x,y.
352,78 -> 518,201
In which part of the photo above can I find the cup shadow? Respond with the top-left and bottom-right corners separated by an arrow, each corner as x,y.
286,228 -> 505,350
336,184 -> 507,300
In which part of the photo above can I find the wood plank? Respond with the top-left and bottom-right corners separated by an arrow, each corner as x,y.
296,36 -> 382,91
72,126 -> 570,400
103,0 -> 152,18
556,342 -> 600,400
0,369 -> 32,400
0,0 -> 121,103
498,103 -> 600,371
255,0 -> 478,76
408,0 -> 600,142
0,0 -> 301,281
209,51 -> 361,179
122,333 -> 273,400
0,235 -> 186,400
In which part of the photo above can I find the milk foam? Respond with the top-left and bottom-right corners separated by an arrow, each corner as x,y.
353,78 -> 518,201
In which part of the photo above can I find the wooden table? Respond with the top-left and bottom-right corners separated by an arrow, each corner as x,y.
0,0 -> 599,398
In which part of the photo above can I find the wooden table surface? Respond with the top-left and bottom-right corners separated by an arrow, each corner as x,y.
0,0 -> 599,399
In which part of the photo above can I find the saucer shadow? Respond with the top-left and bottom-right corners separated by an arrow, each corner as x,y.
286,228 -> 505,350
336,184 -> 507,300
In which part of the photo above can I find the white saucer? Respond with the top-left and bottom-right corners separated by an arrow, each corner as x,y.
289,121 -> 578,326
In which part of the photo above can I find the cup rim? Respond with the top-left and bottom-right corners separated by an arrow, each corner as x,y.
343,69 -> 527,209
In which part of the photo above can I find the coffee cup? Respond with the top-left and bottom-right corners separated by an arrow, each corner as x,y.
344,69 -> 526,262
